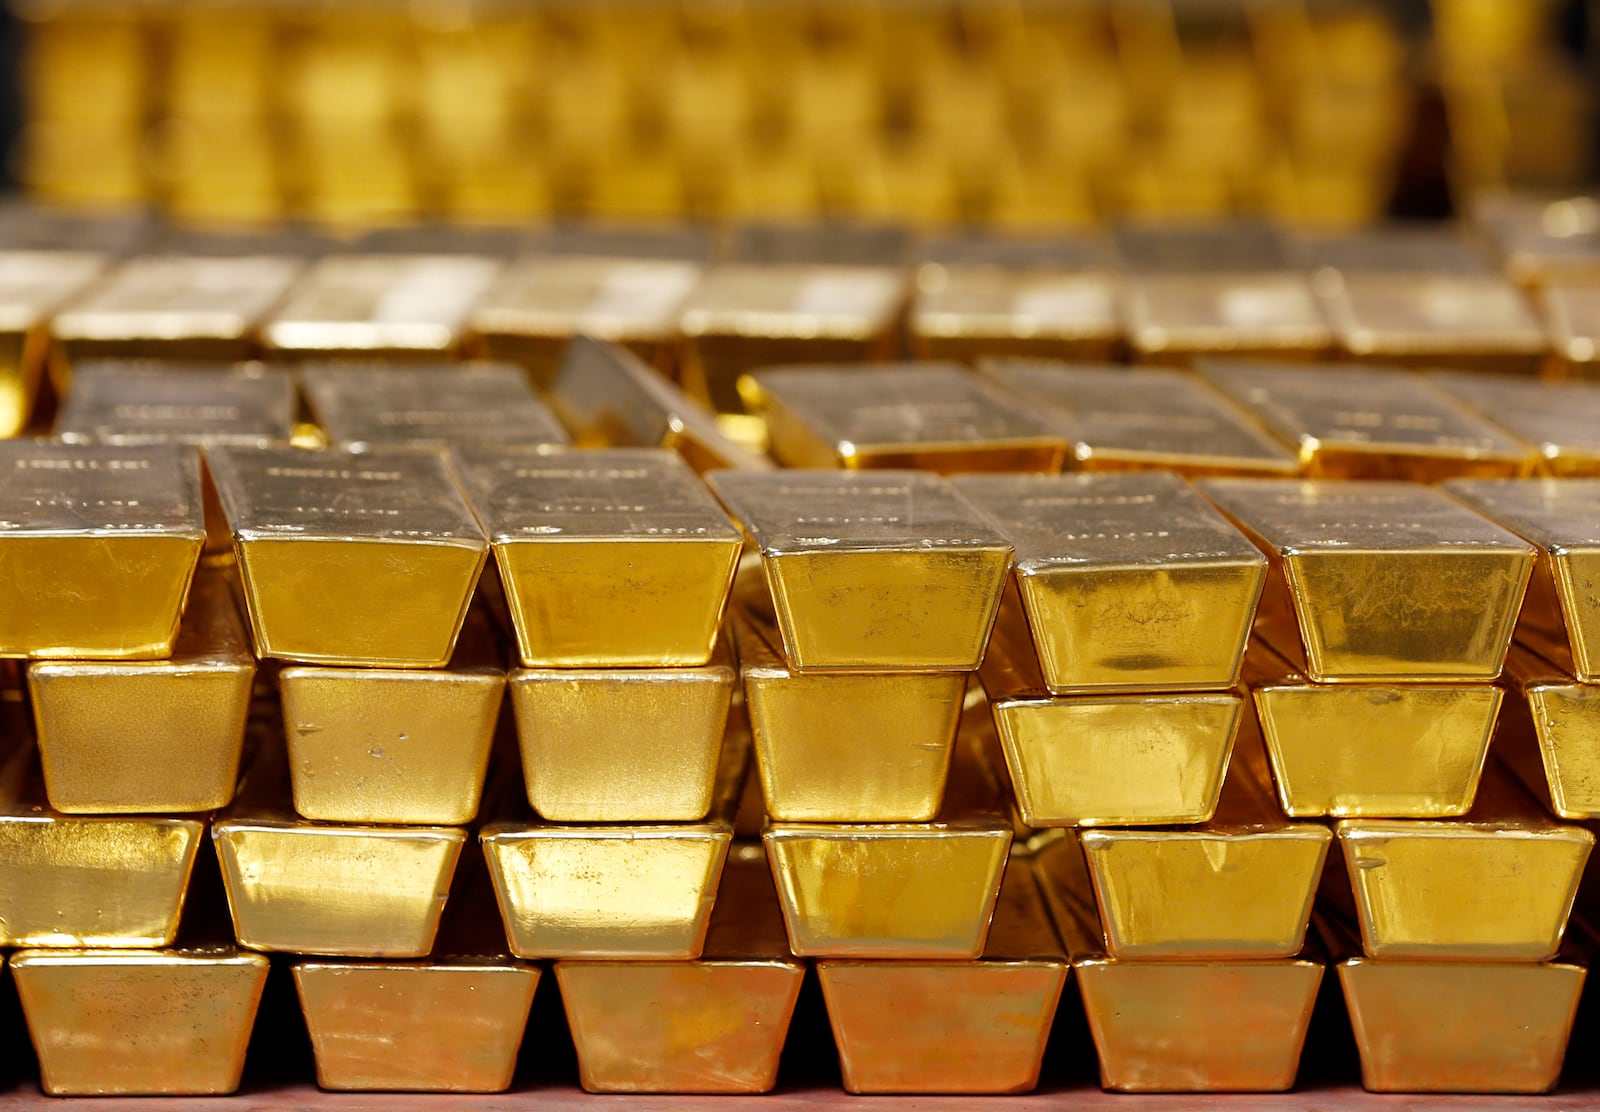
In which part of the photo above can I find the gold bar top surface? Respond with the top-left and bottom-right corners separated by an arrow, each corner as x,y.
1445,478 -> 1600,556
0,439 -> 204,538
0,250 -> 107,330
471,255 -> 702,340
55,362 -> 296,447
50,254 -> 303,344
679,264 -> 905,340
1125,272 -> 1332,356
1431,372 -> 1600,475
300,362 -> 570,451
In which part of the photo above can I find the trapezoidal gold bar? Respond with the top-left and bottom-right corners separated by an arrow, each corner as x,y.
28,566 -> 254,814
1494,644 -> 1600,820
952,470 -> 1265,692
1124,271 -> 1333,363
1471,192 -> 1600,286
12,947 -> 269,1097
0,440 -> 204,659
555,844 -> 804,1094
208,444 -> 488,667
0,247 -> 107,436
1199,478 -> 1535,682
976,359 -> 1299,478
54,360 -> 297,448
817,856 -> 1068,1095
741,362 -> 1065,474
300,361 -> 569,451
454,446 -> 741,668
707,469 -> 1012,671
1430,372 -> 1600,477
1200,360 -> 1534,481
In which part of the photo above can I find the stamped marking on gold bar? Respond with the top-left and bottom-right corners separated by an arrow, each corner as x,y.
1430,373 -> 1600,476
56,361 -> 296,447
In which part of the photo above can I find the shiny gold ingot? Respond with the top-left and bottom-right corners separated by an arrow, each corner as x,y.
1472,192 -> 1600,286
0,249 -> 109,436
555,846 -> 804,1094
1542,282 -> 1600,377
977,359 -> 1298,478
952,471 -> 1265,692
1335,765 -> 1592,960
53,361 -> 297,448
455,447 -> 740,668
0,441 -> 204,659
1201,361 -> 1534,481
260,254 -> 503,360
548,336 -> 773,473
28,568 -> 254,814
1493,645 -> 1600,820
469,255 -> 704,388
1200,478 -> 1535,681
678,263 -> 907,412
1446,478 -> 1600,682
12,948 -> 269,1097
735,605 -> 962,822
208,445 -> 488,667
1430,373 -> 1600,478
1316,272 -> 1547,374
708,470 -> 1012,671
1247,640 -> 1500,818
741,363 -> 1065,474
817,860 -> 1068,1095
1125,272 -> 1333,363
1038,849 -> 1322,1094
301,361 -> 569,451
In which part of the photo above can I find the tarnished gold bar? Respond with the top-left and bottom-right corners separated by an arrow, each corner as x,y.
952,471 -> 1264,692
0,248 -> 107,435
555,845 -> 804,1094
1200,361 -> 1534,480
549,336 -> 774,473
455,447 -> 740,668
1246,639 -> 1500,819
28,567 -> 254,814
735,600 -> 963,823
1332,763 -> 1592,960
1037,846 -> 1322,1094
1542,282 -> 1600,377
260,253 -> 504,360
282,608 -> 506,825
54,361 -> 297,448
708,470 -> 1012,671
0,441 -> 204,659
13,947 -> 269,1096
208,445 -> 488,667
1430,373 -> 1600,477
301,362 -> 569,451
742,363 -> 1065,474
817,857 -> 1067,1095
977,359 -> 1299,478
1125,272 -> 1333,363
1199,479 -> 1536,682
213,738 -> 467,957
1446,478 -> 1600,682
978,602 -> 1239,827
1494,645 -> 1600,820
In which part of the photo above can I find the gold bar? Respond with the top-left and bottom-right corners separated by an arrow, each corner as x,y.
1542,282 -> 1600,377
977,359 -> 1299,478
1199,478 -> 1536,681
707,470 -> 1012,671
1471,192 -> 1600,286
952,471 -> 1265,692
208,445 -> 489,667
12,947 -> 269,1096
1037,847 -> 1322,1094
300,361 -> 570,451
548,335 -> 774,473
742,363 -> 1066,474
28,566 -> 254,814
817,858 -> 1068,1095
555,844 -> 804,1094
54,360 -> 297,448
0,441 -> 204,659
0,249 -> 108,436
1125,272 -> 1333,363
454,447 -> 741,667
1332,762 -> 1592,960
1429,372 -> 1600,477
1445,478 -> 1600,681
260,254 -> 504,360
1246,639 -> 1500,819
1200,361 -> 1534,480
1115,223 -> 1291,274
1495,644 -> 1600,820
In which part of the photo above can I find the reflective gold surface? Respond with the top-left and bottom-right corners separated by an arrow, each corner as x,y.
209,444 -> 489,667
28,567 -> 254,814
12,947 -> 269,1096
1431,372 -> 1600,477
0,249 -> 107,436
978,359 -> 1298,478
910,256 -> 1122,364
54,361 -> 297,448
817,859 -> 1068,1095
1542,282 -> 1600,377
555,845 -> 803,1094
0,441 -> 204,659
1317,272 -> 1547,374
301,361 -> 569,451
1201,361 -> 1534,480
1495,644 -> 1600,820
954,471 -> 1264,692
743,363 -> 1065,474
1201,478 -> 1535,682
456,446 -> 741,668
1124,272 -> 1333,362
709,470 -> 1012,671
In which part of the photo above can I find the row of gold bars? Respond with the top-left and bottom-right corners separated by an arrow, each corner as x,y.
16,0 -> 1592,225
1,199 -> 1600,1100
